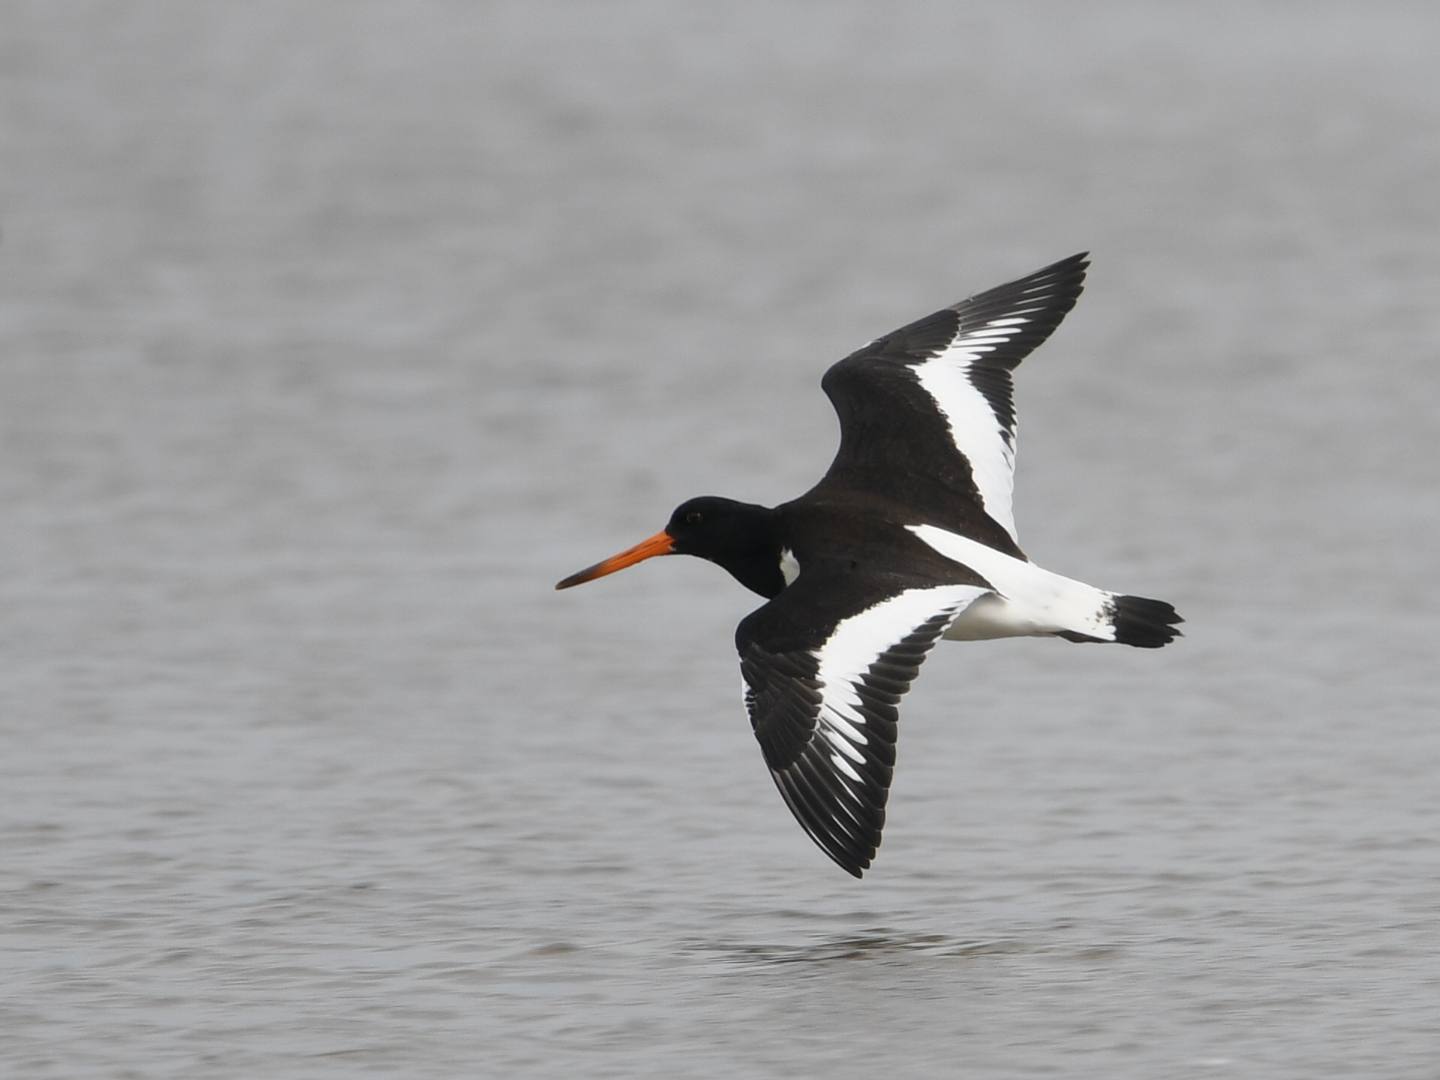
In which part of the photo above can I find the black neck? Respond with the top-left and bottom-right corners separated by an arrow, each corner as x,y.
716,538 -> 788,599
702,506 -> 786,598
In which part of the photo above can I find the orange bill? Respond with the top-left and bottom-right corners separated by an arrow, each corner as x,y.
555,530 -> 675,589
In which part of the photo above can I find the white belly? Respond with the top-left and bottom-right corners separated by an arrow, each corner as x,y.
942,591 -> 1053,640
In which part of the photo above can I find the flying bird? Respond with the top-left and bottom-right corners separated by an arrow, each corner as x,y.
556,254 -> 1181,877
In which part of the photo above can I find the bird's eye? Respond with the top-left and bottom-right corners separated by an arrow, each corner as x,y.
686,511 -> 704,525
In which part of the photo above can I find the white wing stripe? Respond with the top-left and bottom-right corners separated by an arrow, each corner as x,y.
811,585 -> 991,731
911,316 -> 1031,542
820,708 -> 868,747
830,753 -> 864,784
822,723 -> 867,764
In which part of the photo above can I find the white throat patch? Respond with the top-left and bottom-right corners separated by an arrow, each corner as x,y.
778,547 -> 800,586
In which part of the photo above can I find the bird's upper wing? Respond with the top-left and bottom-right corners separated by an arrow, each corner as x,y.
736,572 -> 990,877
814,253 -> 1088,549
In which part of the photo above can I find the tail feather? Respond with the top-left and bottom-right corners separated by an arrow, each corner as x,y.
1109,594 -> 1183,649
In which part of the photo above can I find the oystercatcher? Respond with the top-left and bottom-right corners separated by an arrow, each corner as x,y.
557,254 -> 1181,877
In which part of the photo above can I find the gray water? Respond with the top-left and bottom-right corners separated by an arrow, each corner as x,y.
3,3 -> 1439,1076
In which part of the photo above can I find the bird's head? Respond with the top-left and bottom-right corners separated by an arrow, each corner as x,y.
556,496 -> 784,596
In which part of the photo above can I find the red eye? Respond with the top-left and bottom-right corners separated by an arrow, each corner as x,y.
686,511 -> 703,525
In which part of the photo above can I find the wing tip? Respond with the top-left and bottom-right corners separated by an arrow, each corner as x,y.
820,836 -> 874,878
949,251 -> 1091,314
767,763 -> 881,877
1039,250 -> 1090,274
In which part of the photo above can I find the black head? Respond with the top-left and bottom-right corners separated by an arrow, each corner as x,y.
556,495 -> 786,598
663,496 -> 771,556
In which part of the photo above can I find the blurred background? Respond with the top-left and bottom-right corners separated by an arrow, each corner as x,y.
2,2 -> 1438,1077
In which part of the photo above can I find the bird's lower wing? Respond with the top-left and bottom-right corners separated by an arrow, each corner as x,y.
736,577 -> 990,877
